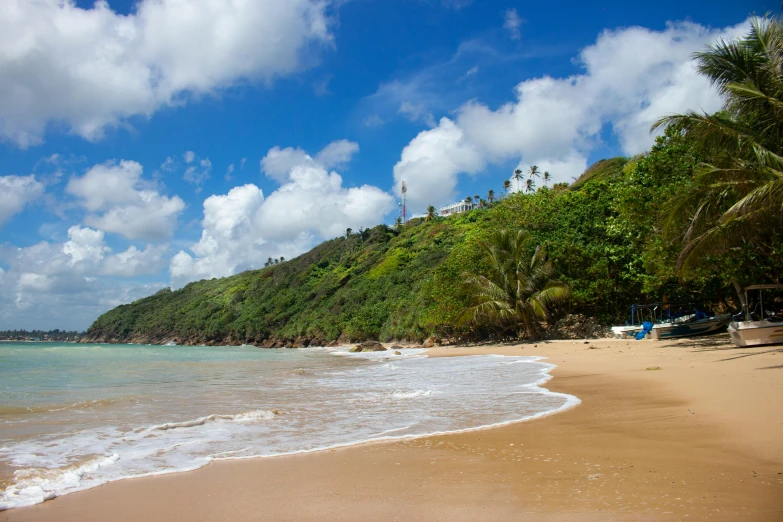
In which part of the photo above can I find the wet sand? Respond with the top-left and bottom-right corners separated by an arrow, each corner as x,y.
2,336 -> 782,521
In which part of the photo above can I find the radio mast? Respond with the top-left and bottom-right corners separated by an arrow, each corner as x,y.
400,181 -> 408,223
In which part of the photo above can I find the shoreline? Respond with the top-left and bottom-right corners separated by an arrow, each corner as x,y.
2,336 -> 782,520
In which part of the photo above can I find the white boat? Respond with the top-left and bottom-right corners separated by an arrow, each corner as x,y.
611,325 -> 642,339
728,285 -> 783,347
650,313 -> 732,340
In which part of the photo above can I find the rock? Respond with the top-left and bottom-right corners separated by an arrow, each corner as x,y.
349,341 -> 386,353
327,340 -> 340,347
422,336 -> 440,348
394,351 -> 402,355
545,314 -> 610,340
646,366 -> 662,371
389,345 -> 404,351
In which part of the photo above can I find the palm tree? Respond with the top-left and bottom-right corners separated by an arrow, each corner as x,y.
503,179 -> 512,194
464,196 -> 472,209
525,178 -> 536,193
528,165 -> 540,181
345,228 -> 352,238
425,205 -> 437,222
394,216 -> 402,228
280,257 -> 285,263
653,16 -> 783,272
479,198 -> 487,209
266,257 -> 273,267
513,169 -> 523,192
474,194 -> 480,204
542,171 -> 551,187
460,229 -> 570,340
487,189 -> 496,204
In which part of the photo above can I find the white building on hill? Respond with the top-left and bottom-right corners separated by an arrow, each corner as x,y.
440,200 -> 475,216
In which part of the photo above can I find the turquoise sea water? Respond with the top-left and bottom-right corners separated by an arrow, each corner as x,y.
0,342 -> 578,510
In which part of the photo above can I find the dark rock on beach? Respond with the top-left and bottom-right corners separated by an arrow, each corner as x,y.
349,341 -> 386,353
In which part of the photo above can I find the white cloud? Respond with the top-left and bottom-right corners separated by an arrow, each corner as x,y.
225,163 -> 235,181
315,139 -> 360,169
171,161 -> 394,286
0,225 -> 168,329
363,115 -> 384,127
183,151 -> 196,164
393,19 -> 750,212
398,101 -> 436,128
0,0 -> 335,147
184,158 -> 212,189
66,160 -> 185,240
0,175 -> 45,228
393,118 -> 485,210
504,9 -> 524,40
261,139 -> 360,184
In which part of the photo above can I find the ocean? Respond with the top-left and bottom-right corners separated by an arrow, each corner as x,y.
0,342 -> 578,510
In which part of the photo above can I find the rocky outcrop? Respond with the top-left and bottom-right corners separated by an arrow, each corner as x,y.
545,314 -> 610,340
349,341 -> 387,353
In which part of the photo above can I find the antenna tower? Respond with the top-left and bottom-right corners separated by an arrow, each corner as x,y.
400,181 -> 408,223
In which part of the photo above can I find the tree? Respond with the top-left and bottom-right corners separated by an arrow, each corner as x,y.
474,194 -> 480,204
653,15 -> 783,276
525,178 -> 536,193
460,229 -> 570,340
394,216 -> 403,228
503,179 -> 512,194
346,228 -> 352,238
543,171 -> 551,187
425,205 -> 437,222
280,257 -> 285,263
266,257 -> 273,267
528,165 -> 540,181
479,198 -> 487,209
513,169 -> 523,192
464,196 -> 473,208
487,189 -> 496,204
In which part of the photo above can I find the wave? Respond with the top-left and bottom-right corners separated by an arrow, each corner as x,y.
0,353 -> 578,511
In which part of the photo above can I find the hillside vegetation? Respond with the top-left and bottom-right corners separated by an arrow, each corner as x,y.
83,128 -> 779,346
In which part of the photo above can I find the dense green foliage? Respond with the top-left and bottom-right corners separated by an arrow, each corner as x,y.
85,125 -> 777,345
460,229 -> 570,340
655,16 -> 783,277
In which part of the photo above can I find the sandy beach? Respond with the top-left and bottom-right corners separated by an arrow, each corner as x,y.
2,335 -> 782,521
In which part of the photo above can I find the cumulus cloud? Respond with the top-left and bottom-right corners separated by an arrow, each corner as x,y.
0,225 -> 168,329
398,101 -> 436,128
394,19 -> 750,212
172,160 -> 394,286
66,160 -> 185,240
261,139 -> 360,184
0,175 -> 45,228
0,0 -> 336,146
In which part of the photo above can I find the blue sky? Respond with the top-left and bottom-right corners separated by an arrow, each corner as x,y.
0,0 -> 774,330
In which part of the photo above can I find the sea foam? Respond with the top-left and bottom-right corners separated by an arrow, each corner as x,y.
0,345 -> 578,510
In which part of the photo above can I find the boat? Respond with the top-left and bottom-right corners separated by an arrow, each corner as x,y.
728,284 -> 783,347
650,312 -> 732,340
611,304 -> 657,339
613,302 -> 731,340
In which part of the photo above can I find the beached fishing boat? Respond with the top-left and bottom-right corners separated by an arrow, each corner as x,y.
613,303 -> 731,340
650,313 -> 732,340
728,285 -> 783,347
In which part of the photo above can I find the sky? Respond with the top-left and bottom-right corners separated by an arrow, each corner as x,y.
0,0 -> 775,330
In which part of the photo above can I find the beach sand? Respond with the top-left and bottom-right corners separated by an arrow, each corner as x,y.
2,336 -> 782,521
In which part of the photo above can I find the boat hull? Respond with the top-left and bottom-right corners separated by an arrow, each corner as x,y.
728,321 -> 783,347
610,325 -> 642,339
650,314 -> 732,340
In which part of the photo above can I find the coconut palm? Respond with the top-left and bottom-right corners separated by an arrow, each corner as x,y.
528,165 -> 540,180
345,228 -> 352,238
487,189 -> 495,204
543,171 -> 551,187
425,205 -> 437,222
513,169 -> 523,192
503,179 -> 512,194
653,16 -> 783,272
460,229 -> 570,340
394,216 -> 402,228
479,198 -> 487,208
464,196 -> 473,209
525,178 -> 536,193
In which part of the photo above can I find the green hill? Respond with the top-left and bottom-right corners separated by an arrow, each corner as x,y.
83,131 -> 770,346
